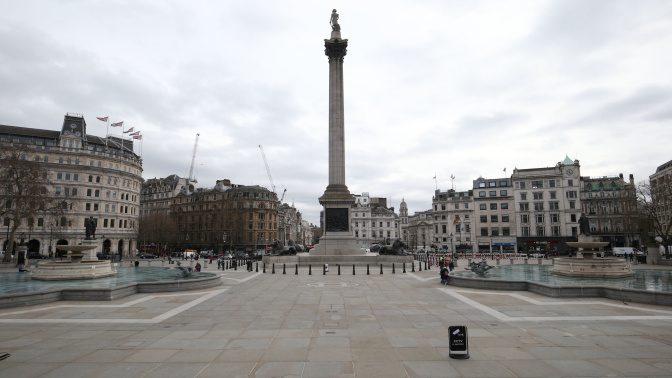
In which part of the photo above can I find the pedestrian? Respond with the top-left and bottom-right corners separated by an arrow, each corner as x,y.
210,255 -> 213,263
440,266 -> 449,285
217,258 -> 221,269
195,263 -> 201,272
134,260 -> 139,267
448,259 -> 454,272
439,257 -> 444,269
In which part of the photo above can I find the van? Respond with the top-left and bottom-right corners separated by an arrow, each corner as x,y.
612,247 -> 644,256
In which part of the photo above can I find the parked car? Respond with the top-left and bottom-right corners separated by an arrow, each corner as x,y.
222,254 -> 233,260
96,253 -> 112,260
140,253 -> 157,259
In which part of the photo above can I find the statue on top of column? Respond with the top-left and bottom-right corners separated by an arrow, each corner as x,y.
330,9 -> 340,31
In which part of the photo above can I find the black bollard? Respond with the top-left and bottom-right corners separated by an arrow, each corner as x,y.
353,264 -> 355,275
419,261 -> 422,272
234,260 -> 237,270
295,264 -> 298,275
412,262 -> 415,272
427,259 -> 431,270
380,264 -> 383,274
323,265 -> 326,275
425,260 -> 428,270
403,263 -> 406,273
367,264 -> 370,275
272,263 -> 275,274
283,264 -> 286,274
256,262 -> 258,272
338,264 -> 341,275
263,263 -> 266,273
392,263 -> 396,274
309,264 -> 312,275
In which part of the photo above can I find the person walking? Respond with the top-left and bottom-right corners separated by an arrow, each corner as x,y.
440,266 -> 449,285
448,259 -> 454,272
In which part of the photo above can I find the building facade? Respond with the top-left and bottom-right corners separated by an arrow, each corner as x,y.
171,182 -> 280,254
512,156 -> 581,255
431,189 -> 475,254
1,113 -> 142,258
140,174 -> 193,216
352,192 -> 398,248
472,177 -> 516,254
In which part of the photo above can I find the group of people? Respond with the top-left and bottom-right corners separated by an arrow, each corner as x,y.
439,257 -> 455,285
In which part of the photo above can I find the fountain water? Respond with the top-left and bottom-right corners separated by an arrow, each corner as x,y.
551,235 -> 634,278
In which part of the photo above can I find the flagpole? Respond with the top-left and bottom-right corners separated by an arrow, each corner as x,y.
105,118 -> 109,148
120,124 -> 124,161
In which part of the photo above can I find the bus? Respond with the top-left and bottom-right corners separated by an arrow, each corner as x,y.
140,244 -> 160,256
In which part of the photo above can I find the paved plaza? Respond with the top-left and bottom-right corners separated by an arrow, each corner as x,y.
2,264 -> 672,377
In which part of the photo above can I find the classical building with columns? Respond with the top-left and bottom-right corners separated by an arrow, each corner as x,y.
1,113 -> 142,259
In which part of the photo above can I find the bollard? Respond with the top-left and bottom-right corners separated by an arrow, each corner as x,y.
263,263 -> 266,273
338,264 -> 341,275
425,260 -> 428,270
419,261 -> 422,272
403,263 -> 406,273
353,264 -> 355,275
380,264 -> 383,274
295,264 -> 298,275
309,264 -> 312,275
367,264 -> 370,275
272,263 -> 275,274
234,260 -> 237,270
256,262 -> 259,272
283,264 -> 286,274
323,265 -> 326,275
427,259 -> 431,270
412,262 -> 415,272
392,263 -> 396,274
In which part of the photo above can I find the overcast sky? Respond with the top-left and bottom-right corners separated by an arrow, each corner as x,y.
2,1 -> 672,224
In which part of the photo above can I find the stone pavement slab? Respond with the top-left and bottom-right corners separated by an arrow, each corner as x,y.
1,267 -> 672,377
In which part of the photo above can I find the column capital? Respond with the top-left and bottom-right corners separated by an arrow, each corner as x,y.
324,39 -> 348,61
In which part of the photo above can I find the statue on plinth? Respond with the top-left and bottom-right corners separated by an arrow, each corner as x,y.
579,213 -> 590,236
378,238 -> 408,256
330,9 -> 340,31
271,239 -> 297,256
85,216 -> 97,240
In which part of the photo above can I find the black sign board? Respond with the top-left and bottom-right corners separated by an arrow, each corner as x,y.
325,208 -> 349,232
448,325 -> 469,359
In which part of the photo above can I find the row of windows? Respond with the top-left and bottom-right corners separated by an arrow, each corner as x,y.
519,201 -> 575,211
354,230 -> 397,238
479,227 -> 511,236
521,226 -> 571,237
353,221 -> 396,228
85,203 -> 135,214
517,180 -> 561,189
478,190 -> 508,197
520,213 -> 579,224
479,203 -> 510,210
477,180 -> 510,188
435,203 -> 470,210
479,215 -> 511,223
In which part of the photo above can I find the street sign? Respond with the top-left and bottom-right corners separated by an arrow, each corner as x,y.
448,326 -> 469,359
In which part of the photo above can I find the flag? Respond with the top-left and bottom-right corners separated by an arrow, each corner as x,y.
453,215 -> 460,225
96,116 -> 108,122
503,168 -> 507,173
123,127 -> 135,133
130,131 -> 141,136
133,135 -> 143,140
433,175 -> 436,179
111,121 -> 124,127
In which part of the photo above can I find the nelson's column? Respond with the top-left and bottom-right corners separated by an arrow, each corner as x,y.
311,10 -> 361,255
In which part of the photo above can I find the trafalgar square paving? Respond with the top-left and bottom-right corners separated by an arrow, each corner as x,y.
1,260 -> 672,377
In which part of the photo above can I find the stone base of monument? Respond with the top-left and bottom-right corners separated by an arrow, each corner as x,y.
263,254 -> 414,266
309,235 -> 362,255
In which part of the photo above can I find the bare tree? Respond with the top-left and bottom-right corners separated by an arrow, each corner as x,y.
637,179 -> 672,259
138,212 -> 178,254
0,144 -> 67,262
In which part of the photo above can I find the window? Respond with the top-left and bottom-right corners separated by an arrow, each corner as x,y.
549,180 -> 555,188
479,191 -> 486,197
500,190 -> 507,196
503,227 -> 510,236
534,202 -> 544,211
551,213 -> 559,223
72,188 -> 77,196
566,191 -> 577,198
489,191 -> 496,196
479,182 -> 486,188
502,214 -> 509,222
501,203 -> 509,210
533,192 -> 543,200
531,180 -> 543,188
569,201 -> 576,209
489,182 -> 496,187
87,189 -> 92,197
499,181 -> 507,186
536,226 -> 545,236
552,226 -> 560,236
519,203 -> 529,211
522,226 -> 530,236
568,179 -> 574,186
55,187 -> 62,195
550,191 -> 556,199
520,193 -> 527,200
454,204 -> 459,209
94,190 -> 100,197
491,215 -> 498,222
549,201 -> 559,210
521,214 -> 529,223
535,214 -> 544,223
94,204 -> 99,211
480,215 -> 487,223
480,227 -> 488,236
57,173 -> 63,180
491,227 -> 499,236
490,203 -> 497,210
86,203 -> 91,211
570,214 -> 577,222
105,204 -> 109,212
464,203 -> 469,209
479,204 -> 487,210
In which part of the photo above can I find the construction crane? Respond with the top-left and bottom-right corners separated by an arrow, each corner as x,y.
259,144 -> 287,202
188,133 -> 200,182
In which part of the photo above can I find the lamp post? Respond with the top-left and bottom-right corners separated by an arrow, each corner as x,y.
450,233 -> 454,257
222,233 -> 226,254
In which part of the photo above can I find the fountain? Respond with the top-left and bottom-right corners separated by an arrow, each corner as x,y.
30,217 -> 116,280
551,214 -> 633,278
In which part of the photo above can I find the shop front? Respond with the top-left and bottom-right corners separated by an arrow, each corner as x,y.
516,237 -> 575,256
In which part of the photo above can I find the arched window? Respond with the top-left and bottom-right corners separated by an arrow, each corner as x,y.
88,175 -> 93,182
96,176 -> 101,183
59,157 -> 63,164
34,156 -> 40,162
60,217 -> 67,227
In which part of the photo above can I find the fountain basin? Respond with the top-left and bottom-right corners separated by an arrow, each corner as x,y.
31,240 -> 117,280
551,257 -> 634,278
